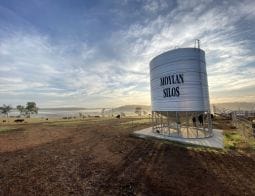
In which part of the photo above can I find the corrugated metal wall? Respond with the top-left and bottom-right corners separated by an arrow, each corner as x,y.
150,48 -> 210,112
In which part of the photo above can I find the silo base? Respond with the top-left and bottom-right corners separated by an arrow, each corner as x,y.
133,127 -> 224,149
152,111 -> 213,139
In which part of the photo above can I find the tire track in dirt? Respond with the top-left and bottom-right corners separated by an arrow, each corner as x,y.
93,140 -> 154,195
195,150 -> 255,195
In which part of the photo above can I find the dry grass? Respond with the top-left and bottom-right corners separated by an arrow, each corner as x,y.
212,116 -> 255,153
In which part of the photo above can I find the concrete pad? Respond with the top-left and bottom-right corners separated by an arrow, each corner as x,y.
134,127 -> 224,149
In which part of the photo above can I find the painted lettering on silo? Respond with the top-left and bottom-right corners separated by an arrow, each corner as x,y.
160,73 -> 184,98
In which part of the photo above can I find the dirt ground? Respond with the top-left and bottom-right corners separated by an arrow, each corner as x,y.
0,118 -> 255,195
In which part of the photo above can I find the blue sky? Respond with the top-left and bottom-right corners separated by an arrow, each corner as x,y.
0,0 -> 255,108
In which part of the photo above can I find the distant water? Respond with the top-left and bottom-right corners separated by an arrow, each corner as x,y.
38,109 -> 104,118
4,108 -> 105,118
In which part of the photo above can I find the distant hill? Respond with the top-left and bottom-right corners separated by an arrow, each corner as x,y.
39,105 -> 151,116
213,102 -> 255,111
40,107 -> 88,111
39,102 -> 255,114
105,105 -> 151,115
112,105 -> 151,113
40,105 -> 151,112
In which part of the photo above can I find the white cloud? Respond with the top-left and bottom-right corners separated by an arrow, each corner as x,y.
111,0 -> 255,103
0,0 -> 255,107
143,0 -> 168,13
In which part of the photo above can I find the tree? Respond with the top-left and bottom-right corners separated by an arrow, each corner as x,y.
135,107 -> 142,116
0,104 -> 12,118
143,110 -> 148,115
25,102 -> 38,118
17,105 -> 26,116
101,108 -> 105,117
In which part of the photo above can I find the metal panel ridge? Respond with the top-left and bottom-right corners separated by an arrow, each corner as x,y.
150,48 -> 210,112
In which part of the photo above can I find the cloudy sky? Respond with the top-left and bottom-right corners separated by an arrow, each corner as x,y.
0,0 -> 254,108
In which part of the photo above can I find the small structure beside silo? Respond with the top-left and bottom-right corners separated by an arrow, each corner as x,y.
150,46 -> 212,139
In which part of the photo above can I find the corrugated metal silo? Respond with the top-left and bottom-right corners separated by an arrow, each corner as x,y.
149,47 -> 212,138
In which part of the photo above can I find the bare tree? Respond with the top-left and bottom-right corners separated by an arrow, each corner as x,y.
101,108 -> 105,117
